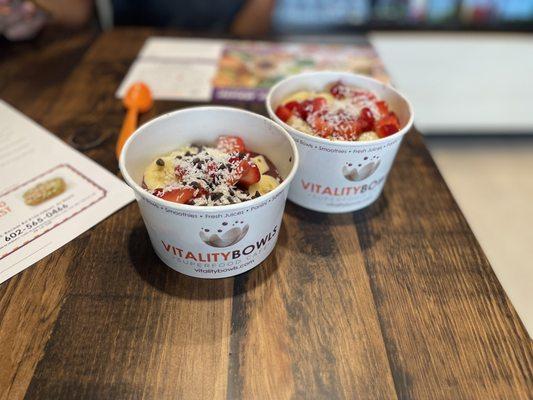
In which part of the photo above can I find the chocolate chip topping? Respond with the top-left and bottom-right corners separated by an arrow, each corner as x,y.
210,192 -> 223,201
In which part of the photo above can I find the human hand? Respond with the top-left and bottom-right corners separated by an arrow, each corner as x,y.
0,0 -> 47,41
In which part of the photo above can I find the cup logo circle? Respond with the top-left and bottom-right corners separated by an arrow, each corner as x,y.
199,220 -> 249,248
342,155 -> 381,182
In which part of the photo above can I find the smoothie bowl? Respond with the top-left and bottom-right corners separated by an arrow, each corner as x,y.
119,107 -> 298,279
266,72 -> 413,213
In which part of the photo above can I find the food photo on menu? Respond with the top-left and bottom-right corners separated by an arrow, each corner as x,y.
1,1 -> 532,399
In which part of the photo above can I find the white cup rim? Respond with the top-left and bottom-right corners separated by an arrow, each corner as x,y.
266,71 -> 415,147
119,106 -> 300,213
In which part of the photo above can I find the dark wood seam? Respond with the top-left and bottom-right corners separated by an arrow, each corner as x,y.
226,275 -> 246,400
353,213 -> 404,400
22,235 -> 94,399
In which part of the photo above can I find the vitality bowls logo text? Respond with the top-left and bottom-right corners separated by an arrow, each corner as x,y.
301,177 -> 385,197
160,225 -> 278,264
300,154 -> 385,197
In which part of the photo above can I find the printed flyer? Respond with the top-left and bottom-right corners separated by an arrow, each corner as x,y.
116,37 -> 389,102
0,101 -> 134,284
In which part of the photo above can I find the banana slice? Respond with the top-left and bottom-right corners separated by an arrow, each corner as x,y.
283,90 -> 315,103
251,155 -> 269,174
143,156 -> 176,190
358,131 -> 380,141
320,93 -> 336,104
283,91 -> 335,104
248,174 -> 280,196
287,116 -> 314,134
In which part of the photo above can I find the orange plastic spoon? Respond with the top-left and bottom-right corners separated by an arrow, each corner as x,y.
116,82 -> 153,159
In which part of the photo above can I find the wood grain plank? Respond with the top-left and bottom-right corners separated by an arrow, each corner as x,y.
0,29 -> 97,124
0,241 -> 91,400
353,135 -> 533,399
227,206 -> 398,399
24,208 -> 233,400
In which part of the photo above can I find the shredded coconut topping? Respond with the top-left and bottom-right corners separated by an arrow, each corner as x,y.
151,144 -> 258,206
311,96 -> 379,141
285,84 -> 387,141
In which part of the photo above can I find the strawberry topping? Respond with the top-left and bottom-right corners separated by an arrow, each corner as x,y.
217,135 -> 245,154
280,82 -> 401,141
275,105 -> 293,122
155,188 -> 196,204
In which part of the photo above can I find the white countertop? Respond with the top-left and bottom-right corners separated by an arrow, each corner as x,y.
370,32 -> 533,134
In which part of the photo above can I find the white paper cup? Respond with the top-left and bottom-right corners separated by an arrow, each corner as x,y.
119,106 -> 298,279
266,72 -> 414,213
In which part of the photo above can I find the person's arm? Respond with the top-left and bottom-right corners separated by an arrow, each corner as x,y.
0,0 -> 93,41
231,0 -> 276,36
0,1 -> 47,40
34,0 -> 93,27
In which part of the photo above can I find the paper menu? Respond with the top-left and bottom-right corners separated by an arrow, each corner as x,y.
0,100 -> 135,284
117,38 -> 224,102
116,37 -> 389,103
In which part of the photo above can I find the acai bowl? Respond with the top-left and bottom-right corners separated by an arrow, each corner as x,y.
119,107 -> 298,278
266,72 -> 414,213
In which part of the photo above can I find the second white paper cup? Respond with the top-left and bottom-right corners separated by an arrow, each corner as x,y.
119,107 -> 298,279
266,72 -> 414,213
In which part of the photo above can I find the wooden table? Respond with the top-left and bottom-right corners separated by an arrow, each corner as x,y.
0,29 -> 532,400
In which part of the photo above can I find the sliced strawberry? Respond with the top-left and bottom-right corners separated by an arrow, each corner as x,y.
228,155 -> 241,165
337,120 -> 359,140
217,135 -> 245,154
228,160 -> 260,188
357,107 -> 375,133
353,90 -> 376,101
311,97 -> 327,112
238,162 -> 260,188
158,188 -> 195,204
375,100 -> 389,116
285,101 -> 302,116
193,187 -> 209,199
376,112 -> 401,137
376,124 -> 399,138
360,107 -> 375,123
379,112 -> 400,129
389,112 -> 400,127
225,159 -> 258,186
299,100 -> 313,120
275,105 -> 293,122
330,81 -> 346,99
310,117 -> 334,137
